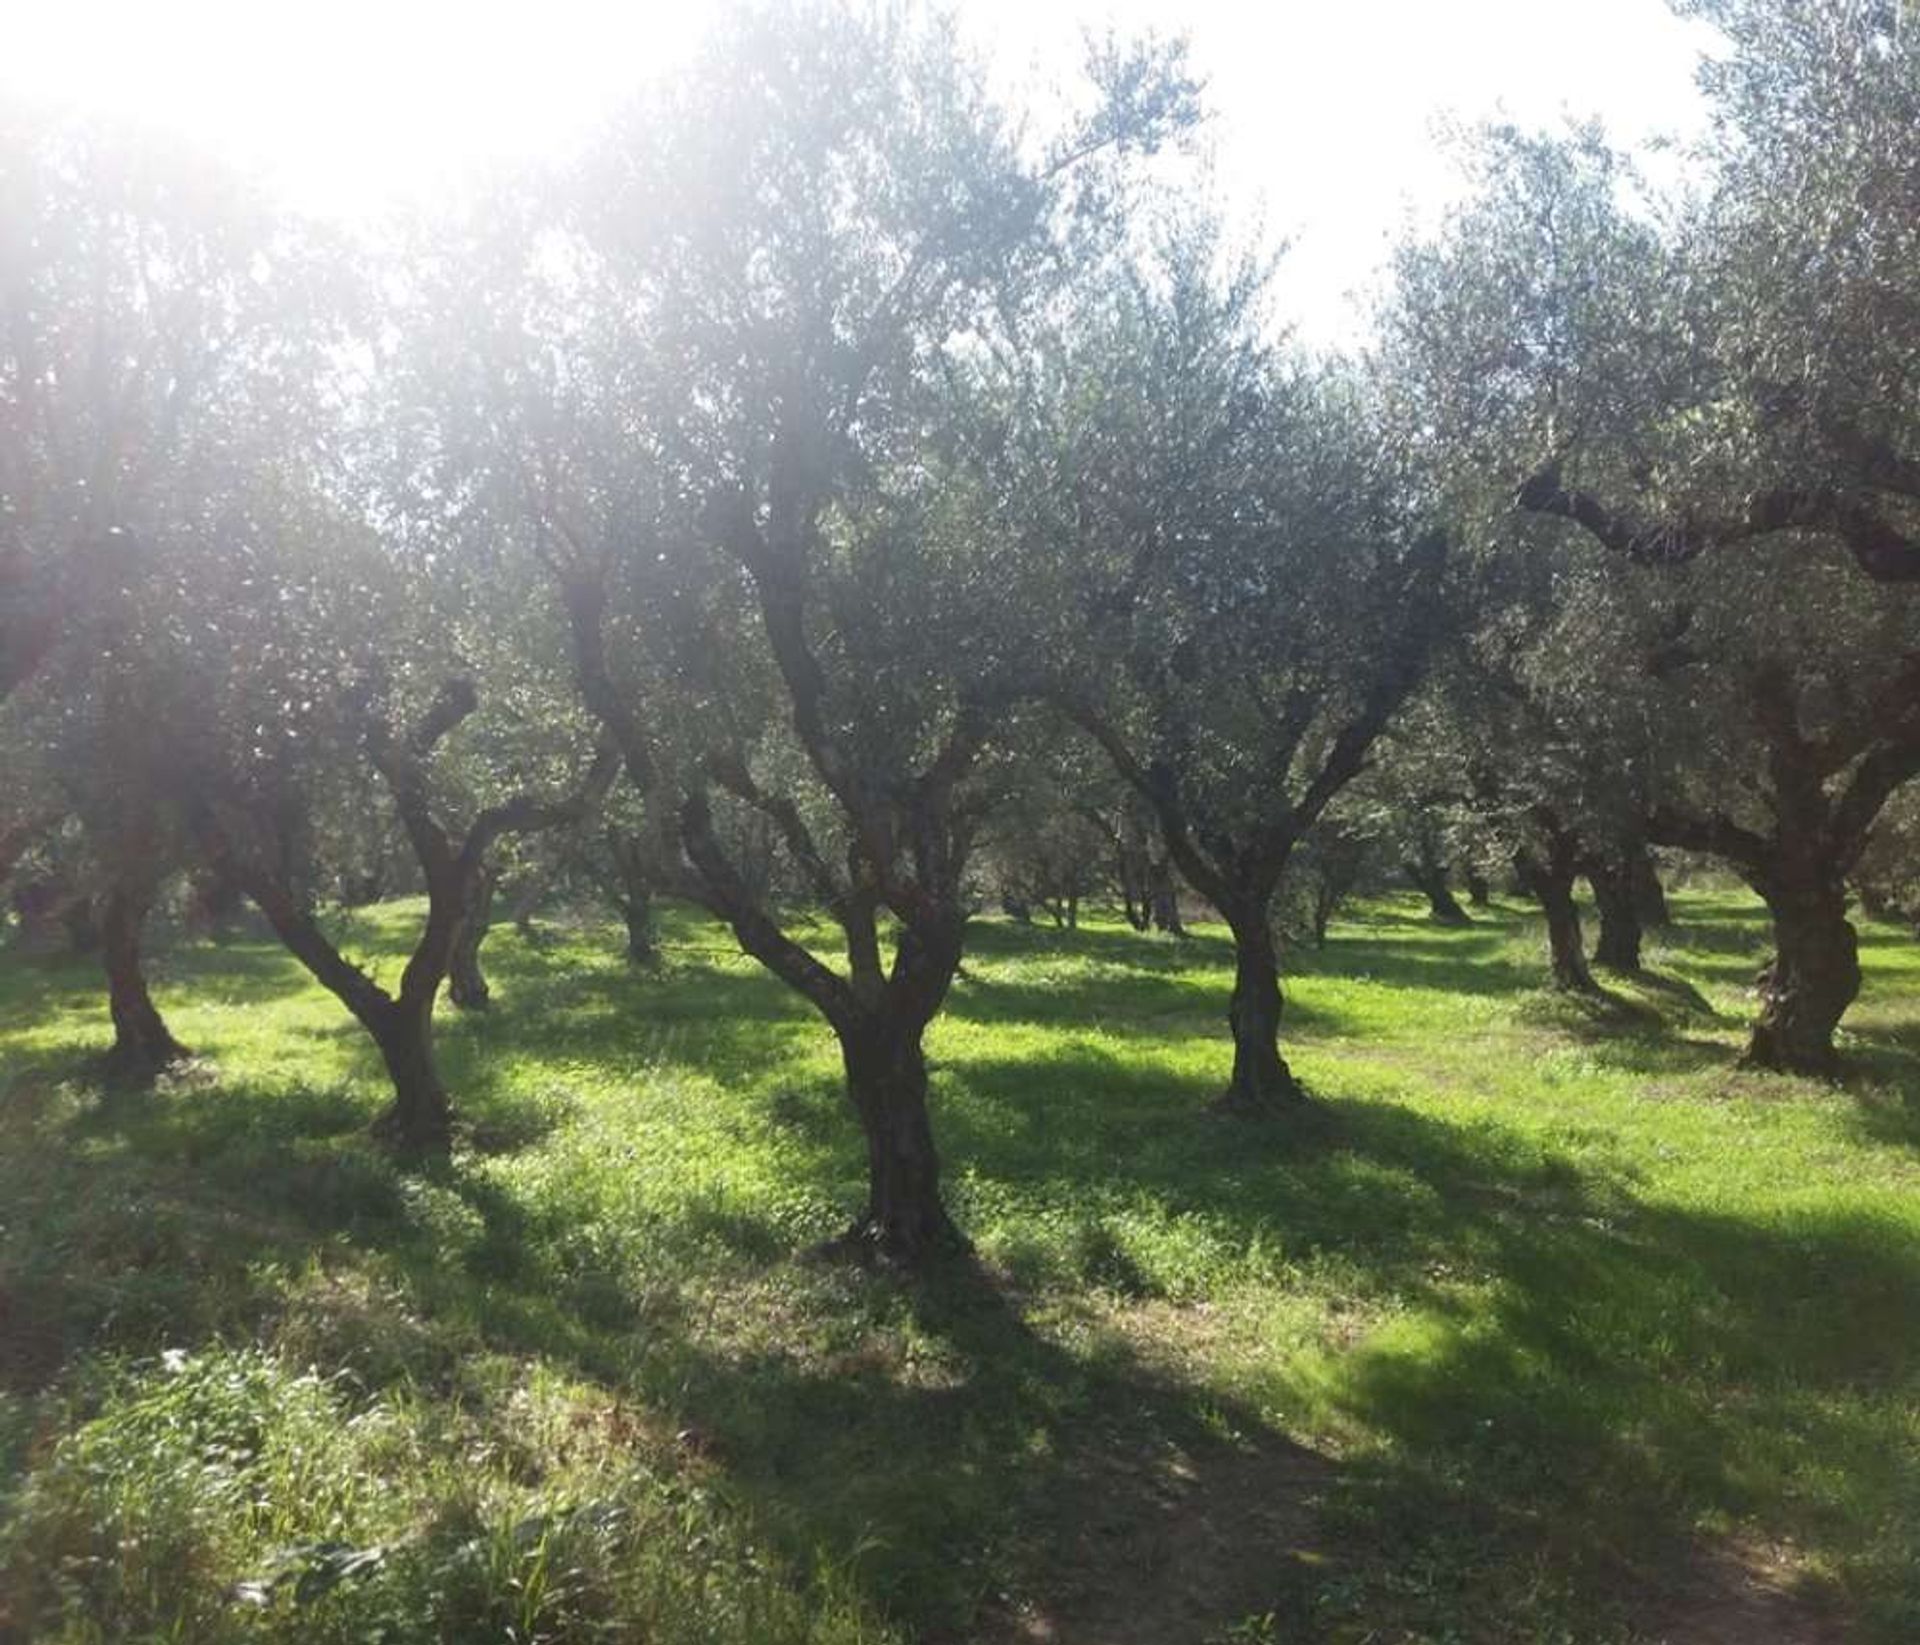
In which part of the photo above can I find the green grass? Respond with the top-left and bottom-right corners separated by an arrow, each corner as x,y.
2,891 -> 1917,1642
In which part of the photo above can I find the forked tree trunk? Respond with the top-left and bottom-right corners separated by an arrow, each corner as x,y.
448,866 -> 497,1011
369,998 -> 454,1155
1519,848 -> 1597,993
100,884 -> 189,1078
1219,897 -> 1309,1114
1586,858 -> 1644,973
835,1012 -> 962,1263
1746,875 -> 1860,1076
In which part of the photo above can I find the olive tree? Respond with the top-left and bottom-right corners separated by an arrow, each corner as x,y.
1019,230 -> 1450,1114
409,3 -> 1200,1259
1388,97 -> 1920,1069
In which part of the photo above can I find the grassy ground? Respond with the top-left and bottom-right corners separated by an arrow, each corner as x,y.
1,890 -> 1916,1643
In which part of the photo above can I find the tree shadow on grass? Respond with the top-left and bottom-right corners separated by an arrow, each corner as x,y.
6,907 -> 1918,1640
1305,927 -> 1544,999
6,1046 -> 1914,1641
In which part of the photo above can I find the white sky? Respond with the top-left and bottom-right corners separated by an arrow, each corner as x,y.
3,0 -> 1720,343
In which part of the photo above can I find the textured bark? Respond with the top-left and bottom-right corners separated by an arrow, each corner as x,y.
1465,870 -> 1491,908
834,1014 -> 963,1263
1219,898 -> 1308,1114
1518,840 -> 1598,993
1746,876 -> 1859,1075
368,1001 -> 454,1155
1630,845 -> 1671,927
1406,857 -> 1472,925
448,865 -> 497,1011
100,884 -> 189,1078
622,893 -> 657,965
1586,857 -> 1644,973
1147,857 -> 1186,936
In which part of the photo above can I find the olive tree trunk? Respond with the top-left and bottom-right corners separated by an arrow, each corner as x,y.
1219,896 -> 1308,1114
368,995 -> 455,1154
835,1011 -> 960,1261
1518,847 -> 1597,993
1585,857 -> 1644,973
1406,858 -> 1472,926
1148,857 -> 1186,936
1746,876 -> 1860,1076
100,884 -> 189,1078
448,865 -> 497,1011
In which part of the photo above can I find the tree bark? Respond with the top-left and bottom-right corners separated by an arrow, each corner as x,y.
368,999 -> 454,1155
1406,857 -> 1472,925
1465,870 -> 1491,908
1147,857 -> 1185,936
834,1011 -> 962,1263
448,865 -> 497,1011
1746,875 -> 1860,1075
1630,844 -> 1671,927
621,891 -> 657,965
1518,846 -> 1598,993
1585,857 -> 1644,973
1219,897 -> 1309,1114
100,884 -> 189,1078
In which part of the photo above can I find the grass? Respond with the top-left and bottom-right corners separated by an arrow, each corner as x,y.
1,890 -> 1917,1642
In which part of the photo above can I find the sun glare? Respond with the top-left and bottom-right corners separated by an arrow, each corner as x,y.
4,0 -> 1716,339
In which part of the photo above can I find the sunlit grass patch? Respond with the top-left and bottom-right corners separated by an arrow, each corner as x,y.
3,889 -> 1917,1640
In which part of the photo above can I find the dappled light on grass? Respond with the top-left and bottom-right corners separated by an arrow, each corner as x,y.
3,892 -> 1918,1640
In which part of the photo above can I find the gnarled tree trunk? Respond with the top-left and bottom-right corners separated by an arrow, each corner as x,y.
368,996 -> 455,1154
1219,896 -> 1308,1114
1518,842 -> 1597,994
448,865 -> 497,1011
1746,873 -> 1859,1076
1148,856 -> 1185,936
1406,855 -> 1471,926
835,1010 -> 960,1262
621,890 -> 656,965
1630,844 -> 1671,928
1585,856 -> 1644,973
100,883 -> 189,1078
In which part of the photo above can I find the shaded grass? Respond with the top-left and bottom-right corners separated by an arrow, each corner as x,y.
1,891 -> 1917,1641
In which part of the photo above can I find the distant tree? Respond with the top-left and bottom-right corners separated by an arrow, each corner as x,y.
193,641 -> 616,1153
1389,107 -> 1920,1065
1022,230 -> 1450,1113
0,116 -> 344,1073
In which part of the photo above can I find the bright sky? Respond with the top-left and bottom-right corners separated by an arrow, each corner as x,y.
4,0 -> 1720,343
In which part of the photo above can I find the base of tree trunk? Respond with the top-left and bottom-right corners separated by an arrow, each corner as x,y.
101,1029 -> 191,1083
1740,1032 -> 1843,1079
447,975 -> 492,1011
370,1093 -> 455,1158
1738,893 -> 1859,1079
808,1209 -> 973,1270
1212,1054 -> 1314,1119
